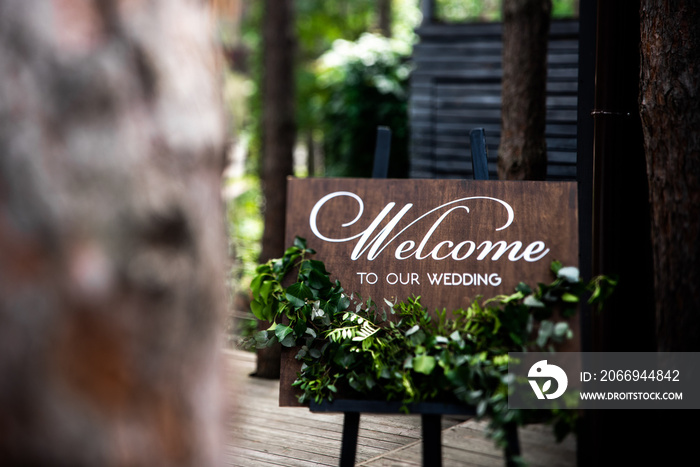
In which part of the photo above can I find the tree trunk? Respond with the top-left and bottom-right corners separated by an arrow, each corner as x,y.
639,1 -> 700,351
498,0 -> 552,180
378,0 -> 392,37
256,0 -> 296,378
0,1 -> 228,466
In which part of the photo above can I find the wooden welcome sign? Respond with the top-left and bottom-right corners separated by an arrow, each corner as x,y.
280,177 -> 579,405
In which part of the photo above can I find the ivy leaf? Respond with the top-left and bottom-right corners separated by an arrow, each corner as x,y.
274,323 -> 294,342
413,355 -> 436,375
286,282 -> 313,308
310,270 -> 332,291
293,236 -> 307,249
304,259 -> 329,275
300,260 -> 332,290
250,299 -> 273,321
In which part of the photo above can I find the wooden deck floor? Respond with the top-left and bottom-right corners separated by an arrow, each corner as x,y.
223,349 -> 576,467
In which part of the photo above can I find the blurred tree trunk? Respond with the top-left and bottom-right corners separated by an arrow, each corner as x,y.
0,1 -> 228,466
256,0 -> 296,378
498,0 -> 552,180
639,0 -> 700,351
379,0 -> 392,37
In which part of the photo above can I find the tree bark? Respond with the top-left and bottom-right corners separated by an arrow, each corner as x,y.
498,0 -> 552,180
639,1 -> 700,351
256,0 -> 296,378
0,1 -> 228,466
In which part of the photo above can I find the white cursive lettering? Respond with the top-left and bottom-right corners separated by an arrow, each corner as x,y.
308,191 -> 548,263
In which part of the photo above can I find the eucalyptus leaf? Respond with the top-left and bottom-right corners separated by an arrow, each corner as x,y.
524,295 -> 545,308
557,266 -> 580,283
254,331 -> 268,344
553,322 -> 570,337
477,400 -> 488,417
537,320 -> 554,347
281,334 -> 296,347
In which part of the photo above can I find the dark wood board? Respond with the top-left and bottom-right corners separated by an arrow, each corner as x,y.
280,178 -> 579,406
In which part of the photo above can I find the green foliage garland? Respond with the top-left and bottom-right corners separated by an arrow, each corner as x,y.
245,237 -> 616,465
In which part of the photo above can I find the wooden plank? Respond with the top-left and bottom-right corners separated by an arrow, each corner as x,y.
225,349 -> 473,466
227,447 -> 311,467
356,419 -> 576,467
229,436 -> 339,466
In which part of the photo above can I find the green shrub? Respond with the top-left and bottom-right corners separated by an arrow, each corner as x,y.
315,33 -> 412,178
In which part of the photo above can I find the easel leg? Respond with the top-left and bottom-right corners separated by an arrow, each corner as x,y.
421,414 -> 442,467
504,422 -> 521,467
339,412 -> 360,467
